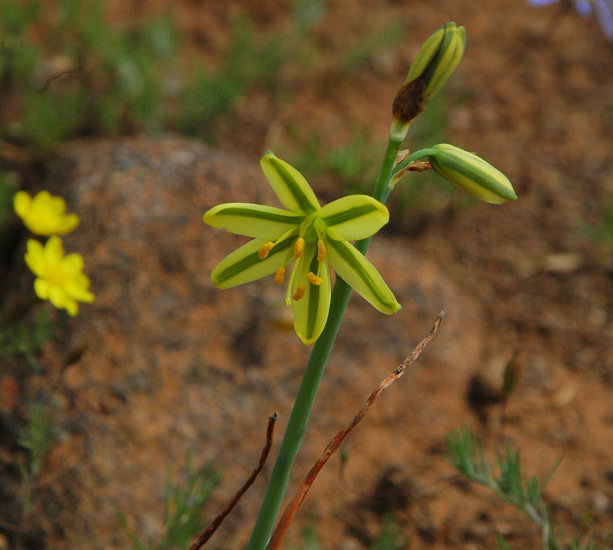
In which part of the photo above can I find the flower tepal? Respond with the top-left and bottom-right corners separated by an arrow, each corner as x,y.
203,151 -> 401,345
527,0 -> 613,40
14,190 -> 80,236
25,236 -> 95,316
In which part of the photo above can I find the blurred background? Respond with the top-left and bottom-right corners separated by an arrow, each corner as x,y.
1,0 -> 612,549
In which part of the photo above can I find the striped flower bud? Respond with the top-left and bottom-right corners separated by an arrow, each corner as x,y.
391,22 -> 465,139
428,144 -> 517,204
404,22 -> 466,103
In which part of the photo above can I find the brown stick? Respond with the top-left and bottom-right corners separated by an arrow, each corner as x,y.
188,412 -> 279,550
266,309 -> 446,550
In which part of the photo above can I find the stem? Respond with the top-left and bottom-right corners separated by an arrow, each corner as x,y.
245,134 -> 405,550
373,136 -> 406,203
391,147 -> 436,179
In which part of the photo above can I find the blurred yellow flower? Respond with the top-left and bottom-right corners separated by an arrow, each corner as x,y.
14,190 -> 80,236
25,236 -> 95,316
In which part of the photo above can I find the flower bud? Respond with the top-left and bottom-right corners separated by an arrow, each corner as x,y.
397,22 -> 466,118
428,144 -> 517,204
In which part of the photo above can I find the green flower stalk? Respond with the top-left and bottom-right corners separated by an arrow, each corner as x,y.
203,151 -> 401,345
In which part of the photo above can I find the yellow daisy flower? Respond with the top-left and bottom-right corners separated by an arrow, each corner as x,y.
14,190 -> 80,236
24,236 -> 95,316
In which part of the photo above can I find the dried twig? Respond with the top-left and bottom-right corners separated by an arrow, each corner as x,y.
266,309 -> 446,550
39,69 -> 82,92
188,412 -> 279,550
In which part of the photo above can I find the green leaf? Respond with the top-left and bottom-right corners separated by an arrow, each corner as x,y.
203,203 -> 303,239
211,236 -> 294,289
325,239 -> 400,315
260,151 -> 320,214
319,195 -> 389,241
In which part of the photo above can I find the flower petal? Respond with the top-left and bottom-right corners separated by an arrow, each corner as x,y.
203,203 -> 303,239
63,253 -> 85,273
49,284 -> 69,311
211,236 -> 295,289
260,151 -> 320,214
64,276 -> 95,302
56,213 -> 80,234
291,244 -> 331,345
528,0 -> 559,6
44,236 -> 65,263
13,191 -> 32,218
326,239 -> 401,314
25,239 -> 45,275
319,195 -> 389,241
34,278 -> 50,300
594,0 -> 613,38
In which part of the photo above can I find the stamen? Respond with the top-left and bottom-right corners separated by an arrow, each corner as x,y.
274,267 -> 286,286
292,284 -> 306,301
294,237 -> 305,258
258,242 -> 275,259
307,272 -> 324,286
317,239 -> 326,261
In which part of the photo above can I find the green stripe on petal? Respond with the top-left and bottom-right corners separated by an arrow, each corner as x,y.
326,239 -> 401,315
319,195 -> 389,241
260,152 -> 320,214
211,236 -> 294,289
291,244 -> 331,345
204,203 -> 304,239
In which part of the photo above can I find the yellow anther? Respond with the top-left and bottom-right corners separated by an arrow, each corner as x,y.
258,242 -> 274,259
292,284 -> 306,301
274,267 -> 286,286
307,272 -> 324,286
294,237 -> 305,258
317,239 -> 326,261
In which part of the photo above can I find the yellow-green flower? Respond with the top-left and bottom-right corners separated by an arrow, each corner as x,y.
203,151 -> 401,345
24,236 -> 95,316
14,190 -> 80,236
